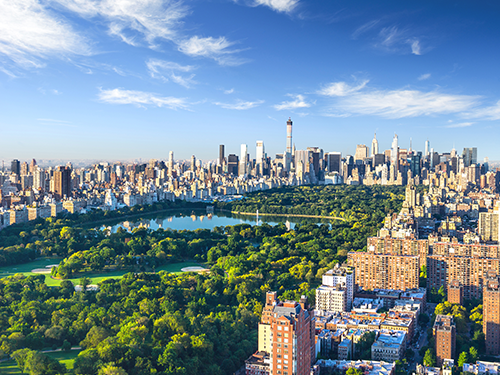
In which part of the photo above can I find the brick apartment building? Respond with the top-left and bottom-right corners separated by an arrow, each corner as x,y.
433,315 -> 456,366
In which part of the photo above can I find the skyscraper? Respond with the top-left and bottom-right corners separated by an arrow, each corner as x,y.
11,159 -> 20,175
391,134 -> 399,168
219,145 -> 225,165
355,144 -> 369,161
256,141 -> 265,175
168,151 -> 174,176
463,147 -> 478,168
239,144 -> 248,176
285,118 -> 293,171
371,133 -> 379,157
425,140 -> 430,158
53,166 -> 71,200
433,315 -> 456,366
190,155 -> 196,172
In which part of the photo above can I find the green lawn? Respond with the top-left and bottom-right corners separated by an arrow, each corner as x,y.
46,349 -> 81,369
0,349 -> 81,373
0,360 -> 22,374
0,259 -> 208,287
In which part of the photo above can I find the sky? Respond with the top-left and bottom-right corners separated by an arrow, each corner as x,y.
1,0 -> 500,163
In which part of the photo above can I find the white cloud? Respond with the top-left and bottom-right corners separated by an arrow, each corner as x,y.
53,0 -> 188,46
98,88 -> 188,109
253,0 -> 299,13
411,40 -> 421,55
446,122 -> 474,128
274,94 -> 313,111
463,100 -> 500,121
146,58 -> 196,87
0,0 -> 90,68
214,99 -> 264,110
352,20 -> 380,39
317,80 -> 369,97
178,36 -> 246,66
224,88 -> 235,94
337,89 -> 479,119
418,73 -> 431,81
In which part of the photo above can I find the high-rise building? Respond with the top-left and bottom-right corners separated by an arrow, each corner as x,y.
239,144 -> 248,176
325,152 -> 341,173
316,265 -> 355,313
29,159 -> 37,173
219,145 -> 225,165
391,134 -> 399,169
254,292 -> 315,375
315,285 -> 346,313
285,118 -> 293,171
11,159 -> 20,175
371,133 -> 379,157
53,166 -> 71,200
479,212 -> 499,243
168,151 -> 174,176
463,147 -> 478,168
227,154 -> 239,175
20,162 -> 29,176
447,280 -> 463,305
354,144 -> 369,162
348,252 -> 419,291
256,141 -> 265,165
190,155 -> 196,172
295,150 -> 311,174
484,272 -> 500,355
425,140 -> 430,158
321,265 -> 354,310
433,315 -> 456,366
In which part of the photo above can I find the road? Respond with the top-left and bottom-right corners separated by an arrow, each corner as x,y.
410,302 -> 437,372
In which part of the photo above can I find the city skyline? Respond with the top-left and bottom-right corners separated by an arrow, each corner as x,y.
1,1 -> 500,160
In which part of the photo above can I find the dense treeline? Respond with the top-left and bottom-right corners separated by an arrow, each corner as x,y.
217,185 -> 406,251
0,185 -> 405,374
0,200 -> 207,267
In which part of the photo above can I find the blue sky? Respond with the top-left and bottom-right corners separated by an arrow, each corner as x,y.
1,0 -> 500,162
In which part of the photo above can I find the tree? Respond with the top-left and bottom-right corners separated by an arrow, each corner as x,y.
346,368 -> 363,375
98,364 -> 128,375
458,351 -> 469,368
423,348 -> 436,367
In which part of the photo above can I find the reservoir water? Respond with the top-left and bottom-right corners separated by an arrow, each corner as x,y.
103,210 -> 333,233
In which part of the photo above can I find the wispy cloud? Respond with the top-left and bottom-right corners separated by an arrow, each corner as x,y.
224,88 -> 235,94
177,36 -> 247,66
418,73 -> 431,81
463,100 -> 500,121
317,80 -> 369,97
98,88 -> 188,110
446,122 -> 474,128
0,0 -> 90,68
352,19 -> 380,39
253,0 -> 299,13
337,89 -> 479,119
410,40 -> 421,55
146,58 -> 196,88
214,99 -> 264,110
37,118 -> 76,127
274,94 -> 313,111
53,0 -> 188,47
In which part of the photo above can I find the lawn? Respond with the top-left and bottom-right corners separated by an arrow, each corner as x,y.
0,348 -> 81,373
0,259 -> 208,287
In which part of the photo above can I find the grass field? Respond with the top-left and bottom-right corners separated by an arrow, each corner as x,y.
0,348 -> 81,373
0,259 -> 208,287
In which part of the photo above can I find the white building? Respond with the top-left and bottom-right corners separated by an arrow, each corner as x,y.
321,264 -> 355,310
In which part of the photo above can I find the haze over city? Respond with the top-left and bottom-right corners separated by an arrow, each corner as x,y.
1,0 -> 500,161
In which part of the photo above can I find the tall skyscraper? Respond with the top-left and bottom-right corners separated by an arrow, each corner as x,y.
239,144 -> 248,176
325,152 -> 341,173
227,154 -> 239,175
286,118 -> 293,154
53,166 -> 71,200
371,133 -> 379,157
256,141 -> 265,175
168,151 -> 174,176
355,144 -> 369,161
425,140 -> 430,158
463,147 -> 478,168
219,145 -> 225,165
190,155 -> 196,172
391,134 -> 399,168
11,159 -> 20,175
285,118 -> 293,171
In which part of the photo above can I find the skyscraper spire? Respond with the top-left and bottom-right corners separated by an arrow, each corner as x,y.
371,132 -> 379,156
285,118 -> 293,172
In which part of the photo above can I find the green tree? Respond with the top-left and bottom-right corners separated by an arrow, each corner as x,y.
458,351 -> 469,367
98,364 -> 128,375
423,348 -> 436,367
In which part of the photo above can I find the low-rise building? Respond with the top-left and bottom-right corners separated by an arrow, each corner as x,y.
371,331 -> 406,362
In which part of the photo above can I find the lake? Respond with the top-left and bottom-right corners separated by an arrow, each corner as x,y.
102,210 -> 333,233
